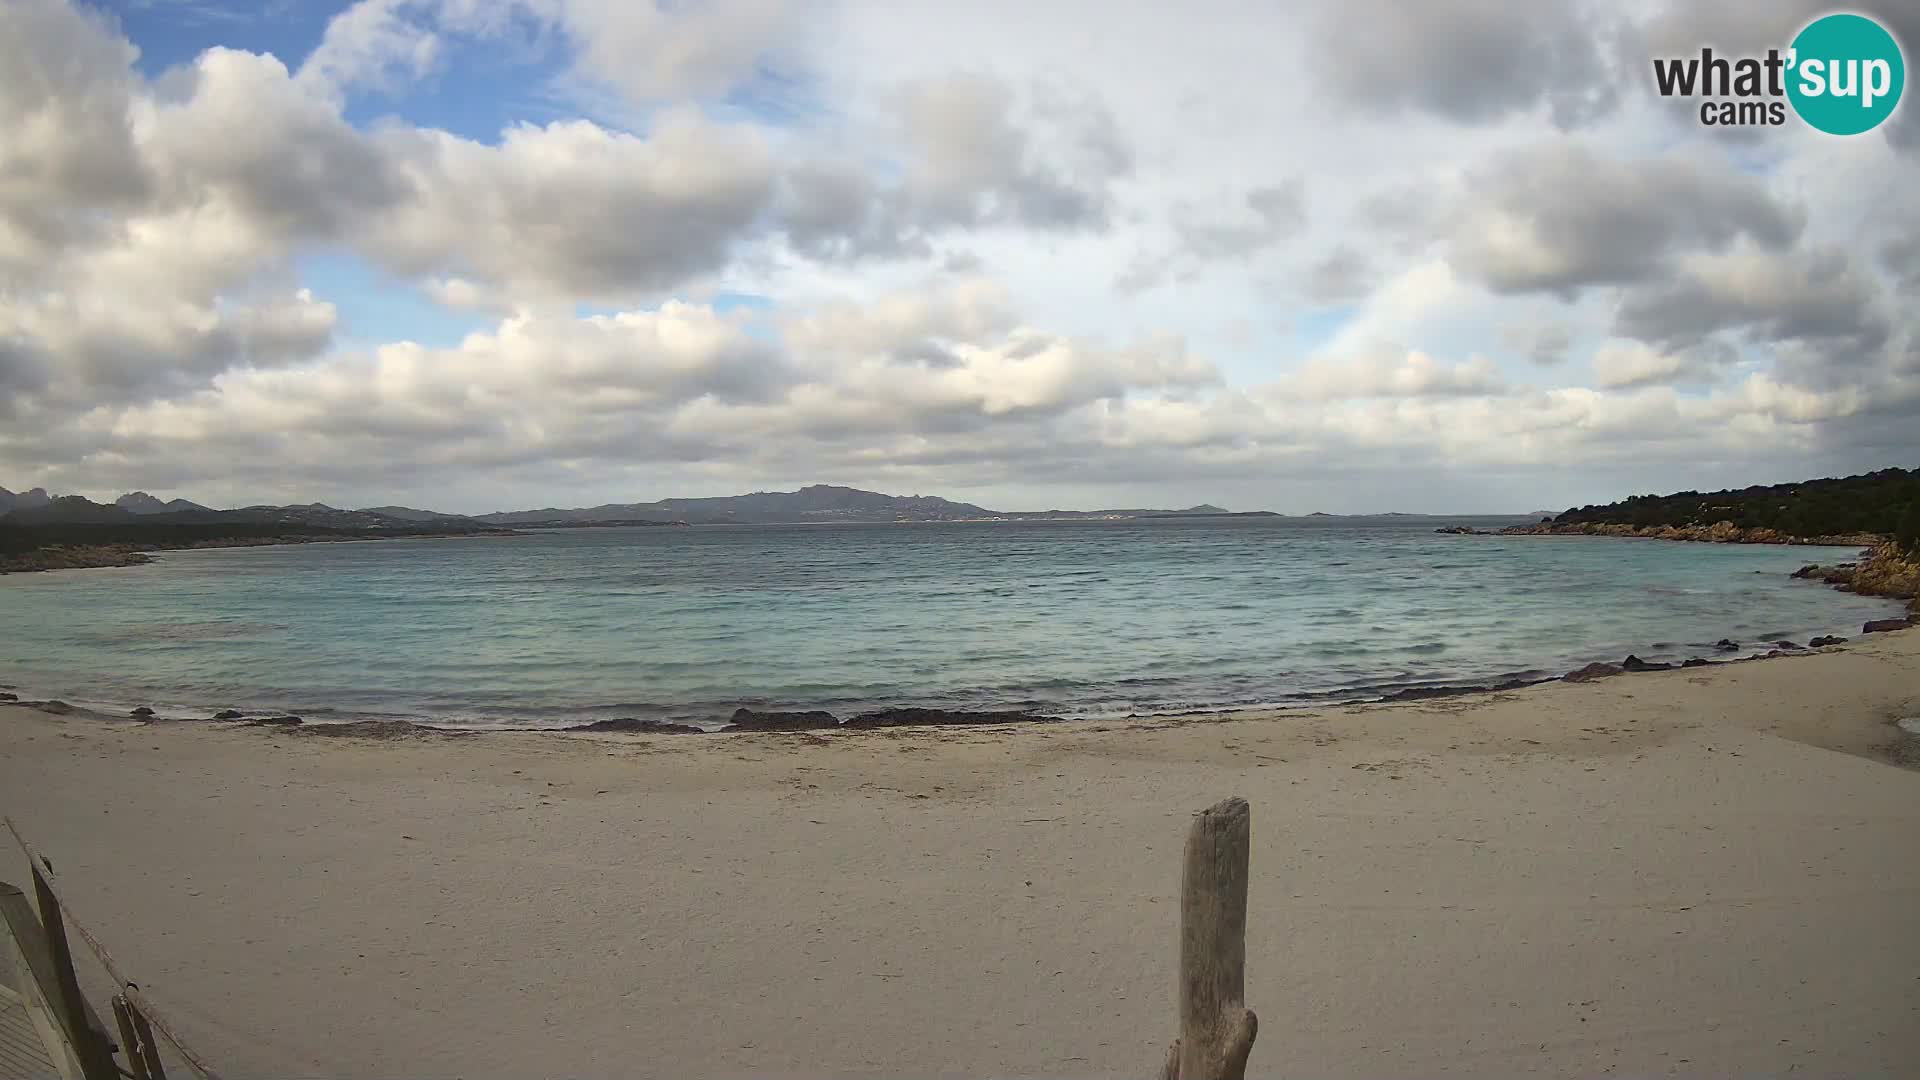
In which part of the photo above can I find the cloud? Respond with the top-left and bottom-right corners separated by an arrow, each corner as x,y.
1313,0 -> 1625,128
1118,181 -> 1305,291
1304,249 -> 1375,303
362,113 -> 778,300
0,0 -> 149,270
1501,320 -> 1573,365
151,49 -> 409,245
1589,339 -> 1727,389
1,0 -> 1916,513
558,0 -> 803,104
18,286 -> 1219,496
296,0 -> 442,102
1447,142 -> 1803,296
1615,247 -> 1887,359
778,73 -> 1129,262
1279,349 -> 1505,401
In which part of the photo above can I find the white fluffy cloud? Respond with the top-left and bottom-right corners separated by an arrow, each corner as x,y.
0,0 -> 1915,513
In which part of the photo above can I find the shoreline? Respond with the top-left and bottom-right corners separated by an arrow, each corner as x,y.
2,628 -> 1916,1078
1488,520 -> 1888,546
6,531 -> 1911,735
8,620 -> 1910,740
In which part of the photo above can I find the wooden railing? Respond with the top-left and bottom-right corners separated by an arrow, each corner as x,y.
3,819 -> 222,1080
4,799 -> 1256,1079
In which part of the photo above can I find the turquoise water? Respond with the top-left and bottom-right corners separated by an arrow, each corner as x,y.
0,519 -> 1901,728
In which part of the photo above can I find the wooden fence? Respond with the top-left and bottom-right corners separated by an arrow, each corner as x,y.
4,799 -> 1256,1079
2,819 -> 221,1080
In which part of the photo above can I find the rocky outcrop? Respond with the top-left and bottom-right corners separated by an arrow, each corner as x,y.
1503,520 -> 1883,546
291,720 -> 462,739
1792,544 -> 1920,619
1377,678 -> 1536,702
1863,618 -> 1915,634
1563,662 -> 1624,682
0,545 -> 153,573
841,707 -> 1060,729
721,708 -> 841,732
572,717 -> 703,734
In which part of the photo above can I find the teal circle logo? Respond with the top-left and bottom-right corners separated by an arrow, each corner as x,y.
1787,13 -> 1905,135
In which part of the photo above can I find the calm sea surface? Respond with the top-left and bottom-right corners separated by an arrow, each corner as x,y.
0,519 -> 1901,728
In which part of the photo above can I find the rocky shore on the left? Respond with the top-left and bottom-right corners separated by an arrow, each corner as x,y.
0,544 -> 154,572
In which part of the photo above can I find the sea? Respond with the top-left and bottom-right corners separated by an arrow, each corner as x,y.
0,517 -> 1903,729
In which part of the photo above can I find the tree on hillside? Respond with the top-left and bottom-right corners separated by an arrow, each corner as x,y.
1897,502 -> 1920,555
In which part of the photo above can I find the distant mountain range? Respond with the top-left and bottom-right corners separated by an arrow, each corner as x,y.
1,483 -> 1270,529
2,482 -> 1546,533
0,486 -> 51,515
116,491 -> 211,515
471,485 -> 1251,526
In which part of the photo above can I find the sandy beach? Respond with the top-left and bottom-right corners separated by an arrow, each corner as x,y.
2,630 -> 1917,1079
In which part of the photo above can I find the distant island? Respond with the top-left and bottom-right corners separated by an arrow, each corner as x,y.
0,483 -> 1296,572
469,486 -> 1265,526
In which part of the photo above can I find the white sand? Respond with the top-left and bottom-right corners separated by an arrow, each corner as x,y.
2,631 -> 1917,1079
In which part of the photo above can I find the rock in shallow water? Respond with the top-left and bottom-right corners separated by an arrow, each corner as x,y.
1377,679 -> 1535,703
1714,639 -> 1739,651
291,720 -> 459,739
130,706 -> 155,717
841,707 -> 1060,729
1863,618 -> 1914,634
1622,654 -> 1675,672
1809,635 -> 1847,648
211,709 -> 245,720
573,717 -> 702,734
1563,662 -> 1624,683
722,708 -> 840,732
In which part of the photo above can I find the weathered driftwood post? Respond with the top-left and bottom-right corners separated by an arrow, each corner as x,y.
1161,797 -> 1256,1080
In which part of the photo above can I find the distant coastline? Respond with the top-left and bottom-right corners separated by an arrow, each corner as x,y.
0,528 -> 521,575
1459,519 -> 1886,546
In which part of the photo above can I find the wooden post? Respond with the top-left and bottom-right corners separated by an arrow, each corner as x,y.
1161,797 -> 1257,1080
30,862 -> 119,1080
113,996 -> 153,1080
127,1000 -> 169,1080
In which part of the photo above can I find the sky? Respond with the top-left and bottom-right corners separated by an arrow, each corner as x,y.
0,0 -> 1915,515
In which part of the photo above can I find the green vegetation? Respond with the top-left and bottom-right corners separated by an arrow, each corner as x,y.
0,520 -> 356,557
1555,467 -> 1920,540
1896,501 -> 1920,555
